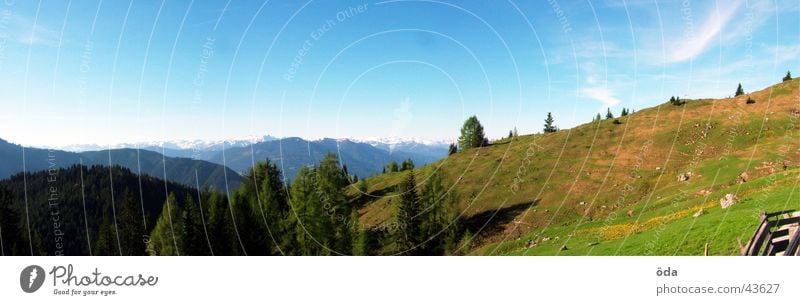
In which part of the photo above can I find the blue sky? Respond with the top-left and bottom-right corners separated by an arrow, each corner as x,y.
0,0 -> 798,147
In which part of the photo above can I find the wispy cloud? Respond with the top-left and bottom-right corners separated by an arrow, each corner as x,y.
669,0 -> 743,62
579,85 -> 620,109
9,14 -> 62,47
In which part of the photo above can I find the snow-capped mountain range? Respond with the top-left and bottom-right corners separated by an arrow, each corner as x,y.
51,135 -> 278,152
49,135 -> 452,157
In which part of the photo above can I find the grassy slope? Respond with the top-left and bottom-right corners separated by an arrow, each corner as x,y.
349,79 -> 800,255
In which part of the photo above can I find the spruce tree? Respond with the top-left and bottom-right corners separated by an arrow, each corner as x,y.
253,160 -> 289,255
0,185 -> 25,255
232,190 -> 268,255
395,170 -> 421,254
458,115 -> 486,149
388,161 -> 399,173
316,153 -> 352,254
180,194 -> 209,255
621,108 -> 628,116
147,193 -> 182,256
206,191 -> 237,255
118,188 -> 146,255
735,83 -> 744,97
783,71 -> 792,82
401,158 -> 415,171
95,215 -> 120,256
418,170 -> 461,255
606,108 -> 614,119
595,113 -> 602,122
543,112 -> 557,133
290,166 -> 332,255
448,143 -> 458,155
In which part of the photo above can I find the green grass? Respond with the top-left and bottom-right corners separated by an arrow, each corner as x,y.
352,79 -> 800,255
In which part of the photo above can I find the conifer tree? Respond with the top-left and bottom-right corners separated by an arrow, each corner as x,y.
95,215 -> 120,256
448,143 -> 458,155
401,158 -> 415,171
395,170 -> 421,254
458,116 -> 486,149
0,185 -> 26,255
606,108 -> 614,119
147,193 -> 182,255
543,112 -> 557,133
118,188 -> 146,255
316,153 -> 353,254
783,71 -> 792,82
206,191 -> 237,255
290,166 -> 332,255
180,194 -> 209,255
735,83 -> 744,96
418,170 -> 461,255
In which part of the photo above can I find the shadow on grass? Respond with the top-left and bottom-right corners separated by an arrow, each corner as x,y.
465,199 -> 539,240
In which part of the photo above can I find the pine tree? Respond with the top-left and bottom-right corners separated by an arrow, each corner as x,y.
401,158 -> 415,171
395,170 -> 421,254
458,115 -> 486,149
595,113 -> 602,122
418,170 -> 461,255
290,166 -> 332,255
621,108 -> 628,116
783,71 -> 792,82
252,160 -> 290,255
206,190 -> 237,255
180,194 -> 209,255
316,153 -> 353,254
606,108 -> 614,119
232,190 -> 268,255
735,83 -> 744,97
388,161 -> 399,173
0,185 -> 26,255
543,112 -> 557,133
448,143 -> 458,155
118,188 -> 146,255
95,215 -> 120,256
147,193 -> 182,256
353,228 -> 375,256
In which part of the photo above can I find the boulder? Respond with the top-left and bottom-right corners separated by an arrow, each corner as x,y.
738,172 -> 749,183
678,172 -> 692,182
720,194 -> 738,209
626,210 -> 635,217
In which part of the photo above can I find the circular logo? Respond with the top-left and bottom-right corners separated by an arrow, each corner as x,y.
19,265 -> 45,293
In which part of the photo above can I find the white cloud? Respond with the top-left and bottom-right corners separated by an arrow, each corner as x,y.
579,86 -> 620,108
669,0 -> 743,62
9,14 -> 62,47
